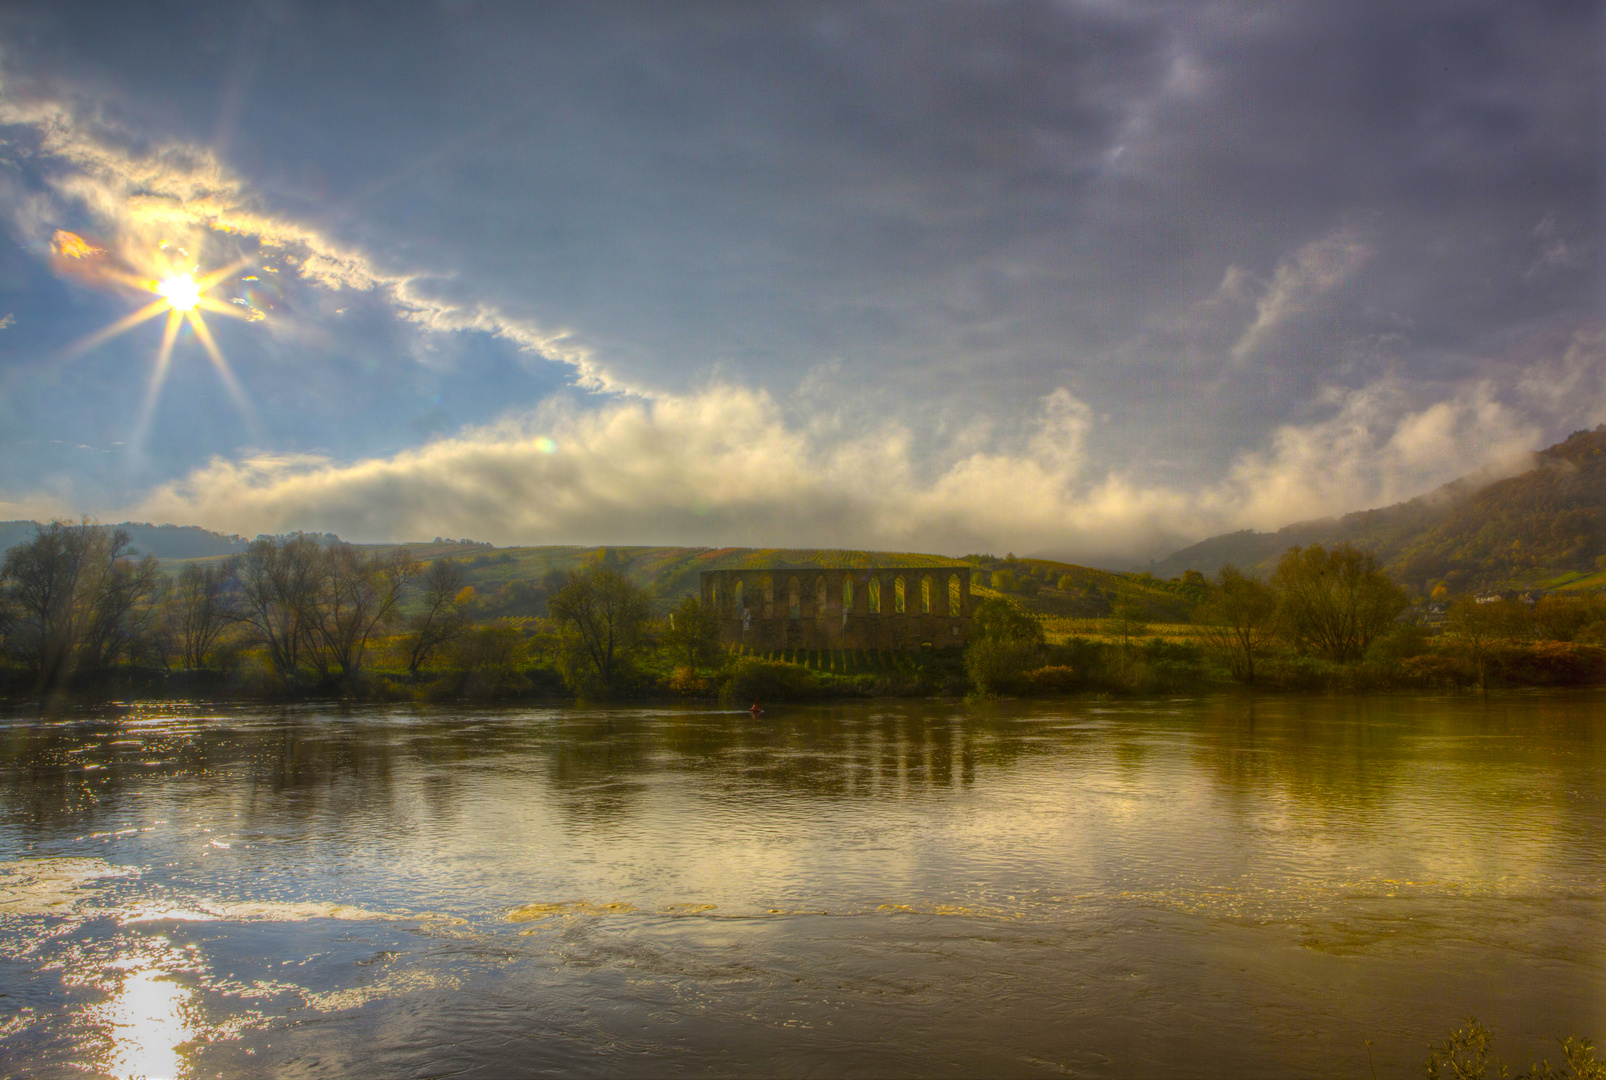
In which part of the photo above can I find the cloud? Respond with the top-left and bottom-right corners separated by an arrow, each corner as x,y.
1231,228 -> 1371,365
0,89 -> 619,389
128,372 -> 1565,562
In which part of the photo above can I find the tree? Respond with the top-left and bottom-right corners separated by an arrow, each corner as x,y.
1110,594 -> 1149,650
548,565 -> 652,693
169,561 -> 240,670
1445,596 -> 1524,690
662,595 -> 722,671
1194,565 -> 1277,683
965,597 -> 1045,695
302,544 -> 419,680
228,536 -> 416,684
405,558 -> 468,674
1271,544 -> 1409,663
0,521 -> 162,690
230,534 -> 323,680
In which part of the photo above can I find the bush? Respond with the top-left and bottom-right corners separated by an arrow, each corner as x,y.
1023,665 -> 1078,694
667,665 -> 711,696
1490,641 -> 1606,686
966,637 -> 1039,695
1397,653 -> 1476,688
723,658 -> 822,702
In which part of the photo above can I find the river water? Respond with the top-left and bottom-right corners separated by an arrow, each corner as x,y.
0,693 -> 1602,1078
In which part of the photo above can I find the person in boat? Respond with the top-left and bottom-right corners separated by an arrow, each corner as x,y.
749,701 -> 763,716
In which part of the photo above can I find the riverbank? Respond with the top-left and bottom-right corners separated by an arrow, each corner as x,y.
5,635 -> 1603,708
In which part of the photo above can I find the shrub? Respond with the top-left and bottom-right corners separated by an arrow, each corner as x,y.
723,658 -> 821,703
667,665 -> 711,696
1490,641 -> 1606,686
966,637 -> 1039,695
1023,665 -> 1079,694
1397,654 -> 1476,688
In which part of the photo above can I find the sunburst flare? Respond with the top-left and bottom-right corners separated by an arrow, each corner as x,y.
54,233 -> 265,448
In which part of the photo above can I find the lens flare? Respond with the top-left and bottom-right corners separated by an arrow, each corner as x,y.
157,274 -> 201,311
57,243 -> 265,452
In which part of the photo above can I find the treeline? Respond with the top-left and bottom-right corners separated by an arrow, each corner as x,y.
0,522 -> 729,702
965,543 -> 1606,695
3,523 -> 1603,702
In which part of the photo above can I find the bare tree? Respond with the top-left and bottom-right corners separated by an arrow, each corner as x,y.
231,535 -> 324,680
0,521 -> 162,690
303,544 -> 419,680
405,558 -> 468,674
166,561 -> 242,670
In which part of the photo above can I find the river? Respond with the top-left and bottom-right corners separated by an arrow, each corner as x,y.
1,692 -> 1602,1077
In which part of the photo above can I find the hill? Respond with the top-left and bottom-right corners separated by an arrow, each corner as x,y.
0,521 -> 250,559
1150,426 -> 1606,595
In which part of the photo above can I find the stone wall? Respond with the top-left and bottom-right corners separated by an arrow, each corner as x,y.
700,567 -> 971,651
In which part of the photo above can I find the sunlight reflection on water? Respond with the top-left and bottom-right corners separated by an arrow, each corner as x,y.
0,694 -> 1601,1078
96,962 -> 193,1080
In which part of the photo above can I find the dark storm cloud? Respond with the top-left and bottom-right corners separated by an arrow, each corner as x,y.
0,1 -> 1597,553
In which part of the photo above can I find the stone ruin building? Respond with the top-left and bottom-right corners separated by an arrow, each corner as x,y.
700,567 -> 972,651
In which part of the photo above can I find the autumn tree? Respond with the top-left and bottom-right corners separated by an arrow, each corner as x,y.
548,565 -> 652,694
1271,544 -> 1409,663
661,594 -> 723,672
301,544 -> 419,680
230,534 -> 323,680
1194,565 -> 1277,683
965,597 -> 1045,695
1110,594 -> 1149,650
405,558 -> 469,674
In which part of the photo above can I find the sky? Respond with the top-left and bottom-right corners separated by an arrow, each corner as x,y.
0,1 -> 1599,564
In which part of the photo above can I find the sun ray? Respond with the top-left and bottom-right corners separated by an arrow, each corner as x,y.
185,309 -> 257,429
62,298 -> 172,360
195,295 -> 257,321
195,257 -> 254,292
131,309 -> 186,452
63,245 -> 263,439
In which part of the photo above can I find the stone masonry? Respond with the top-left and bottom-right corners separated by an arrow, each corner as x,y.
700,567 -> 971,651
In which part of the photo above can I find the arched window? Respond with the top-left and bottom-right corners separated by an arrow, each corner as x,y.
789,576 -> 801,619
894,575 -> 906,614
734,579 -> 744,610
842,575 -> 854,613
868,576 -> 881,614
921,575 -> 932,614
949,574 -> 962,616
763,574 -> 774,618
815,576 -> 827,616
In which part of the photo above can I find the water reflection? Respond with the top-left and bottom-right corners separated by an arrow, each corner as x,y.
98,961 -> 193,1080
0,692 -> 1602,1078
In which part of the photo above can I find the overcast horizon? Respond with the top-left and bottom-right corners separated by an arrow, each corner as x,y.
0,2 -> 1599,563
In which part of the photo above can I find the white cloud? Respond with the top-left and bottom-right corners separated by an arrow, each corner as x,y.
0,88 -> 622,390
125,373 -> 1559,562
1231,228 -> 1371,364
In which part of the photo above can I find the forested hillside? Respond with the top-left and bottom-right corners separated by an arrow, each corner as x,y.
1150,426 -> 1606,595
0,521 -> 249,559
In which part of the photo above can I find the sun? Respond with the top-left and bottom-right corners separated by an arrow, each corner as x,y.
55,234 -> 267,447
157,273 -> 202,311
